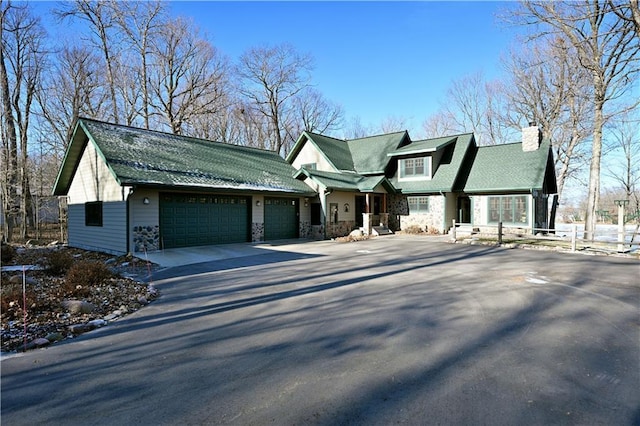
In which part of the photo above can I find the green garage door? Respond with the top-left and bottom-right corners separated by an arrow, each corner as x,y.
160,194 -> 249,248
264,197 -> 298,240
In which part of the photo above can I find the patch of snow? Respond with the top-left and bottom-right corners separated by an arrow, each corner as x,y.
1,265 -> 43,272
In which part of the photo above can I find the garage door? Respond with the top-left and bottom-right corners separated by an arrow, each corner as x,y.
160,194 -> 249,248
264,197 -> 298,240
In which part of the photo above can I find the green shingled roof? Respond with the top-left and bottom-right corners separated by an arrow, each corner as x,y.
53,119 -> 313,196
294,132 -> 354,171
347,131 -> 408,174
294,169 -> 392,192
390,133 -> 475,193
462,139 -> 555,193
387,136 -> 456,157
287,130 -> 408,175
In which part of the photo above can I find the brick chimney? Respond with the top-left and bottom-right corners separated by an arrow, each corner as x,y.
522,121 -> 542,152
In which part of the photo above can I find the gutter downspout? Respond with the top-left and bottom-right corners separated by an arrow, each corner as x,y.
124,186 -> 133,254
321,187 -> 330,240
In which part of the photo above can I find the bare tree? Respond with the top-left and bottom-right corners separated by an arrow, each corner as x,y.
445,72 -> 513,145
56,0 -> 121,123
0,0 -> 19,241
149,17 -> 229,135
609,0 -> 640,37
503,37 -> 593,231
513,0 -> 640,240
113,0 -> 165,129
378,115 -> 408,134
38,45 -> 106,153
422,110 -> 459,138
605,111 -> 640,211
236,43 -> 313,154
342,115 -> 375,139
1,1 -> 46,239
285,87 -> 343,143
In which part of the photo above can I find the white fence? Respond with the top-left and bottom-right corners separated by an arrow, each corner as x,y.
451,221 -> 640,254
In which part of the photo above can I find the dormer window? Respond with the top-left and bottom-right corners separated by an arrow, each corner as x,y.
399,156 -> 431,180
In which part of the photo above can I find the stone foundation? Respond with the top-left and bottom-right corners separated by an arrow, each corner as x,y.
133,225 -> 160,252
311,225 -> 324,240
299,221 -> 312,239
326,220 -> 356,239
252,222 -> 264,242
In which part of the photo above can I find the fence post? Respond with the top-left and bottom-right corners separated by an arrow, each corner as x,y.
571,224 -> 577,252
452,219 -> 456,240
498,222 -> 503,244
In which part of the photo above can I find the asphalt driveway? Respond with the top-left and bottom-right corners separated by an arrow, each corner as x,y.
2,236 -> 639,425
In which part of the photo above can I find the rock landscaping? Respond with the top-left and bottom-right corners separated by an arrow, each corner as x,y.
1,242 -> 160,353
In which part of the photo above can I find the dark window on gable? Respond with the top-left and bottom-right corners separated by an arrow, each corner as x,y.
85,201 -> 103,227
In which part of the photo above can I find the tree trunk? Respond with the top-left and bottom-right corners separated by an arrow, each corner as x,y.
0,18 -> 19,241
584,98 -> 605,241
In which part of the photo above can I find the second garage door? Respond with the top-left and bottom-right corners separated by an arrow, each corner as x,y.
160,194 -> 250,248
264,197 -> 298,240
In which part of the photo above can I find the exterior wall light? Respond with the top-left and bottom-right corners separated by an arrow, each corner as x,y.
256,200 -> 261,206
143,197 -> 150,205
344,203 -> 350,212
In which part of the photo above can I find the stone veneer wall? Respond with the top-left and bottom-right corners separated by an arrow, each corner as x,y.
310,225 -> 324,240
389,194 -> 445,233
133,225 -> 160,252
387,194 -> 408,231
326,220 -> 356,239
299,221 -> 312,239
252,222 -> 264,242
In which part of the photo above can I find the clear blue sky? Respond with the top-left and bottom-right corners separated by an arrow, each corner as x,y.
30,1 -> 515,135
168,1 -> 516,134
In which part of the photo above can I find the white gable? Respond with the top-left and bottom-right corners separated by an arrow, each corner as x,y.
290,138 -> 338,173
67,140 -> 123,204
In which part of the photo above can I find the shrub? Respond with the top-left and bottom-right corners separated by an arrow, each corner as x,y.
0,280 -> 38,318
403,225 -> 425,234
45,250 -> 74,275
64,260 -> 113,297
1,243 -> 15,263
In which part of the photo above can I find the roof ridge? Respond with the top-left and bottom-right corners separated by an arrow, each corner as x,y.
79,117 -> 283,157
349,129 -> 408,141
412,132 -> 474,142
304,131 -> 348,143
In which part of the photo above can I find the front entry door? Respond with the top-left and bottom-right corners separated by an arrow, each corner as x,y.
457,196 -> 472,223
355,196 -> 366,227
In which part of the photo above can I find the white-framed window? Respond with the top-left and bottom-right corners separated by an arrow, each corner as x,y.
488,195 -> 528,224
399,157 -> 431,180
408,196 -> 429,213
302,163 -> 317,170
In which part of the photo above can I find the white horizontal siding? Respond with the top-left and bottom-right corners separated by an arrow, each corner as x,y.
129,189 -> 159,226
68,202 -> 127,254
67,141 -> 122,204
291,141 -> 336,172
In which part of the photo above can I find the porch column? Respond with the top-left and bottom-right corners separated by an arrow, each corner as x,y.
365,193 -> 371,213
380,194 -> 388,227
363,212 -> 373,235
